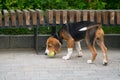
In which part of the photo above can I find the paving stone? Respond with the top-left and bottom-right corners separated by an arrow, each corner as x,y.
0,48 -> 119,80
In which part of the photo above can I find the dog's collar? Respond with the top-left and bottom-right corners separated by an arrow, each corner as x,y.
53,32 -> 63,44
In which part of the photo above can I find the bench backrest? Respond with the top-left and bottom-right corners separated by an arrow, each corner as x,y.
0,10 -> 120,28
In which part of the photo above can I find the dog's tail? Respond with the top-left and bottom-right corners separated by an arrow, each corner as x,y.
79,24 -> 101,31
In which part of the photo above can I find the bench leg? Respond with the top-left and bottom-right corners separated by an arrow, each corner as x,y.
51,25 -> 56,35
34,27 -> 38,54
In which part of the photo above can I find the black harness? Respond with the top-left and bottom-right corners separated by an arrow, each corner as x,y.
53,32 -> 63,44
52,23 -> 70,44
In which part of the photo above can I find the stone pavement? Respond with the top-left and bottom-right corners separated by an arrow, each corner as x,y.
0,48 -> 120,80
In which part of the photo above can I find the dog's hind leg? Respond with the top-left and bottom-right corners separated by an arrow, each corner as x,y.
87,46 -> 97,64
96,28 -> 108,65
86,37 -> 97,64
75,41 -> 83,57
96,37 -> 108,65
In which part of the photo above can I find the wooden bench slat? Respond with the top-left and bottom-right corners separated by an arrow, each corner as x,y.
61,10 -> 67,24
75,10 -> 81,22
0,11 -> 2,27
10,10 -> 16,27
116,11 -> 120,25
96,11 -> 102,23
30,9 -> 37,26
16,10 -> 23,26
68,10 -> 75,23
109,11 -> 115,25
82,10 -> 88,21
3,10 -> 9,27
46,10 -> 54,24
89,11 -> 95,22
23,10 -> 30,26
36,9 -> 44,25
54,10 -> 61,24
102,11 -> 108,25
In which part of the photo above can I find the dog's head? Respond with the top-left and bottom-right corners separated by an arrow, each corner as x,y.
45,37 -> 61,55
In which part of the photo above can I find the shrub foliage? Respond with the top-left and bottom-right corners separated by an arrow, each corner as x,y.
1,0 -> 120,10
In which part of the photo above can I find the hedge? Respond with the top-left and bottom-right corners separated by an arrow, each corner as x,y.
0,26 -> 120,35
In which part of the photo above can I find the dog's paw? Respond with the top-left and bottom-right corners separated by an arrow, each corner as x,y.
62,56 -> 70,60
103,60 -> 108,66
87,60 -> 93,64
78,51 -> 83,57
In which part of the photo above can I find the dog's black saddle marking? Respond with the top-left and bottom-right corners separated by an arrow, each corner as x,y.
63,21 -> 96,41
54,21 -> 98,45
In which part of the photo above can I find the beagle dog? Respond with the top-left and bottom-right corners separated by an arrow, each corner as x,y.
45,21 -> 108,65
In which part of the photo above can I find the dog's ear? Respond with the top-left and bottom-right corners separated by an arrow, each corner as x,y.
53,41 -> 61,52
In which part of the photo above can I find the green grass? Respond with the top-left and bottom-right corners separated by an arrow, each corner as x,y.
102,26 -> 120,34
0,26 -> 120,35
0,26 -> 53,35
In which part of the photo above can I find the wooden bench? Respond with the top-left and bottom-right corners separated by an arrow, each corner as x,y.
0,9 -> 45,54
0,9 -> 120,54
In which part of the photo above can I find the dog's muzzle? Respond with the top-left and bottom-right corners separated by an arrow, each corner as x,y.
45,48 -> 49,55
44,48 -> 56,56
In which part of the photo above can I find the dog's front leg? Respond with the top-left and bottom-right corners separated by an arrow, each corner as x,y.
75,41 -> 83,57
62,38 -> 74,60
62,48 -> 73,60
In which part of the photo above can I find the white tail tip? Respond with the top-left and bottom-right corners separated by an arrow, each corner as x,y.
79,27 -> 87,31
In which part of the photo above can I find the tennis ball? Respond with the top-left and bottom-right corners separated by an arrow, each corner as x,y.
48,51 -> 55,57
